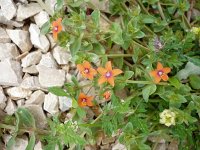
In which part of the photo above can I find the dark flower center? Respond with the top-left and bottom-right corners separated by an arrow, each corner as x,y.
105,71 -> 112,78
84,68 -> 90,74
157,70 -> 164,76
53,26 -> 58,32
82,98 -> 87,103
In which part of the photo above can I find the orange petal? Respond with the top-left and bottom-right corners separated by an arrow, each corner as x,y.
161,74 -> 169,81
83,61 -> 91,69
163,67 -> 171,74
87,96 -> 94,106
157,62 -> 163,70
77,64 -> 84,72
57,18 -> 62,23
154,76 -> 161,83
150,70 -> 157,77
53,32 -> 58,40
87,74 -> 94,80
107,77 -> 115,86
97,67 -> 107,75
90,68 -> 97,76
79,93 -> 86,99
52,21 -> 58,27
57,25 -> 62,32
98,76 -> 107,85
112,69 -> 123,76
105,61 -> 112,71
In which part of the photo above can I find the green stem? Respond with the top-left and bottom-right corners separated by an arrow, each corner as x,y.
126,80 -> 169,85
135,0 -> 150,15
99,54 -> 133,58
157,2 -> 169,29
132,40 -> 150,51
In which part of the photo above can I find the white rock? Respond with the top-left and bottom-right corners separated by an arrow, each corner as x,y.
3,135 -> 28,150
0,27 -> 10,43
21,51 -> 42,67
90,0 -> 110,13
16,3 -> 42,21
66,73 -> 72,82
59,96 -> 72,112
0,87 -> 6,109
34,141 -> 43,150
46,34 -> 56,48
4,99 -> 17,115
45,0 -> 56,13
29,24 -> 50,53
22,65 -> 38,74
37,65 -> 65,88
0,10 -> 24,27
39,52 -> 58,68
26,90 -> 45,105
6,29 -> 32,52
16,99 -> 25,107
0,59 -> 22,86
20,76 -> 41,90
23,105 -> 47,128
6,87 -> 32,100
44,93 -> 59,115
0,0 -> 17,20
34,11 -> 49,28
0,43 -> 19,60
53,46 -> 71,65
112,142 -> 127,150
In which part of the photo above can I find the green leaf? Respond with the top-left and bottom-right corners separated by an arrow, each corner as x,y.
123,122 -> 133,133
110,23 -> 124,45
186,56 -> 200,67
72,98 -> 78,108
142,84 -> 157,102
26,133 -> 36,150
169,77 -> 181,89
7,135 -> 17,150
124,71 -> 134,80
142,15 -> 156,24
70,35 -> 82,56
41,21 -> 51,35
133,31 -> 145,38
16,108 -> 35,128
189,75 -> 200,89
56,0 -> 63,10
93,43 -> 105,54
91,10 -> 100,27
48,87 -> 68,96
76,107 -> 86,118
169,94 -> 187,108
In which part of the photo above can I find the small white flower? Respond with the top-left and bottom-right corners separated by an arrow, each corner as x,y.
191,27 -> 200,35
159,109 -> 176,127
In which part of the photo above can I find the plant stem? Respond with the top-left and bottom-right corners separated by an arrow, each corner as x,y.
126,80 -> 169,85
99,54 -> 133,58
132,40 -> 150,51
157,2 -> 169,29
135,0 -> 150,15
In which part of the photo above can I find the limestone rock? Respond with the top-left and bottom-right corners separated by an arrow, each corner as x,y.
6,87 -> 32,100
0,27 -> 10,43
24,105 -> 47,128
37,65 -> 65,88
46,34 -> 56,48
0,10 -> 24,27
16,3 -> 42,21
0,0 -> 17,20
26,90 -> 45,105
16,99 -> 25,107
45,0 -> 56,13
29,24 -> 50,53
6,29 -> 32,52
34,11 -> 49,28
0,87 -> 6,109
34,141 -> 43,150
4,99 -> 17,115
21,51 -> 42,67
59,96 -> 72,112
112,142 -> 127,150
89,0 -> 110,13
44,93 -> 59,115
0,43 -> 19,60
39,52 -> 58,68
0,59 -> 22,86
20,76 -> 41,90
52,46 -> 71,65
22,65 -> 38,74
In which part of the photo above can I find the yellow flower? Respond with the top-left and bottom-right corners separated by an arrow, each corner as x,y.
191,27 -> 200,35
159,109 -> 176,127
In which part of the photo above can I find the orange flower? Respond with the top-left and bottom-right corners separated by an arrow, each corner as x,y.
52,18 -> 62,40
103,91 -> 111,101
97,61 -> 122,86
78,93 -> 93,107
150,62 -> 171,83
77,61 -> 97,80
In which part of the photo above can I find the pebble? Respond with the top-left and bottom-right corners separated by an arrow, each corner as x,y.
0,0 -> 17,20
52,46 -> 71,65
6,87 -> 32,100
0,27 -> 10,43
21,50 -> 42,67
6,29 -> 32,52
29,23 -> 50,53
0,59 -> 22,86
0,43 -> 19,61
26,90 -> 45,105
43,93 -> 59,115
